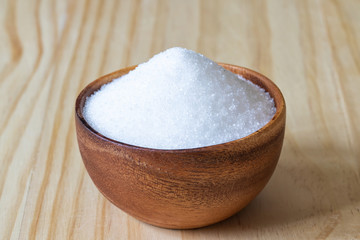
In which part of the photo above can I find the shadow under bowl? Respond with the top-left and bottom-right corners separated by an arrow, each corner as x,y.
75,63 -> 286,229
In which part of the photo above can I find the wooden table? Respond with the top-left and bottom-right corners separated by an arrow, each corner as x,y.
1,0 -> 359,239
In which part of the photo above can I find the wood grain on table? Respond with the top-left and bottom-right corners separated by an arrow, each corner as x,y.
1,0 -> 359,239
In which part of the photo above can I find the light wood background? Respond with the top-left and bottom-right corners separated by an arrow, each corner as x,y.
1,0 -> 359,239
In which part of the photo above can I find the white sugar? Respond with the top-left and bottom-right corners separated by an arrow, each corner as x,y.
83,47 -> 276,149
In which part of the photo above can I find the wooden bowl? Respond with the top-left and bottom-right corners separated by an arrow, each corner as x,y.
75,63 -> 286,229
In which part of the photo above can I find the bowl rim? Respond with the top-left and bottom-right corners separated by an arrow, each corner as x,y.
75,63 -> 285,153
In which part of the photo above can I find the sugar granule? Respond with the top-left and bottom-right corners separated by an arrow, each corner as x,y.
83,47 -> 276,149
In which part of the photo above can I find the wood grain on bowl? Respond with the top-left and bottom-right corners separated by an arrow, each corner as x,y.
75,64 -> 286,229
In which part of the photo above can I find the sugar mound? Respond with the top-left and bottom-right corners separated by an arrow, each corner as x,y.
83,47 -> 276,149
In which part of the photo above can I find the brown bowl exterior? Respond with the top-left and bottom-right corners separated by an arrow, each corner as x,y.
75,64 -> 286,229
